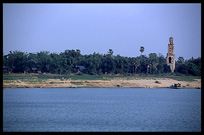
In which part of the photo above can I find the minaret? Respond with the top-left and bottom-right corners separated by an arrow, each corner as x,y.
166,37 -> 175,72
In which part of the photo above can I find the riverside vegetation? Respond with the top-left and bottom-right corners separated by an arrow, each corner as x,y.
3,49 -> 201,76
3,49 -> 201,88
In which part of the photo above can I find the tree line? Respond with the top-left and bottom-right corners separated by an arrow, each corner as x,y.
3,49 -> 201,76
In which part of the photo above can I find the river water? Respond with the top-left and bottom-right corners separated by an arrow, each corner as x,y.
3,88 -> 201,132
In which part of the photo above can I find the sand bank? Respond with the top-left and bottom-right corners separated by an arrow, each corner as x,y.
3,78 -> 201,89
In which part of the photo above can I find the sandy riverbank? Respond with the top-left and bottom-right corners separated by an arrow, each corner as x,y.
3,78 -> 201,89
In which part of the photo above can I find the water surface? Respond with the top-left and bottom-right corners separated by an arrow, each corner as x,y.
3,88 -> 201,132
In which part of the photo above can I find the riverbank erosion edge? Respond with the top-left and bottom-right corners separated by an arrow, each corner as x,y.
3,78 -> 201,89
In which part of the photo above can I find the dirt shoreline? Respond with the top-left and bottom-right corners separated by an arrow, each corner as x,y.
3,78 -> 201,89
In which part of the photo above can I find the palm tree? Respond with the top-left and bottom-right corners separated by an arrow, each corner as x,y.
108,49 -> 113,57
140,46 -> 144,55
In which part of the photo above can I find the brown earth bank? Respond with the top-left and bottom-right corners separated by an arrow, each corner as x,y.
3,78 -> 201,89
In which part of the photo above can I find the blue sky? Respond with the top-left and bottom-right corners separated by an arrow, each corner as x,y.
3,3 -> 201,60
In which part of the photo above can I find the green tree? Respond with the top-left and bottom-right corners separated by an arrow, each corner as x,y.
122,57 -> 130,74
148,53 -> 158,74
156,54 -> 166,74
101,54 -> 115,74
187,63 -> 200,76
178,57 -> 184,63
37,51 -> 51,73
108,49 -> 113,57
50,53 -> 61,74
140,46 -> 144,55
137,55 -> 148,74
6,51 -> 28,73
59,52 -> 71,74
27,53 -> 38,72
64,49 -> 82,73
176,63 -> 188,75
3,49 -> 201,76
129,57 -> 140,74
114,55 -> 123,74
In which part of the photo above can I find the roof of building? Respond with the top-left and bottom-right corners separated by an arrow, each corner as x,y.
32,67 -> 38,71
76,65 -> 86,70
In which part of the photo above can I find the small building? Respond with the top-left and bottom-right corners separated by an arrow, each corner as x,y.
76,65 -> 86,71
31,67 -> 38,73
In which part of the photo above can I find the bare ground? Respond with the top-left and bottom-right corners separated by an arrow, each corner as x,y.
3,78 -> 201,89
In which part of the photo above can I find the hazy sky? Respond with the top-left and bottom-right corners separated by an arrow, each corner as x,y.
3,3 -> 201,60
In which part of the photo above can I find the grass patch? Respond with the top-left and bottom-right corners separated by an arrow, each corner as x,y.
3,74 -> 201,82
3,74 -> 37,80
16,80 -> 21,83
36,75 -> 62,80
130,74 -> 201,82
163,76 -> 201,82
3,80 -> 15,83
71,81 -> 84,85
85,84 -> 94,87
